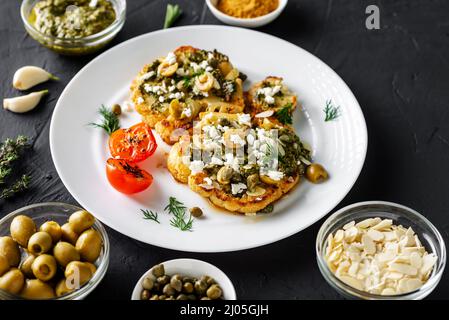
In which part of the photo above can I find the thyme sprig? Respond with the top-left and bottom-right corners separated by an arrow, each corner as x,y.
1,174 -> 30,199
164,4 -> 182,29
141,209 -> 160,224
0,136 -> 29,185
275,103 -> 293,125
89,105 -> 120,135
164,196 -> 193,232
323,100 -> 341,122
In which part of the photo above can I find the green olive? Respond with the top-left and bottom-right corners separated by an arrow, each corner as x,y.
31,254 -> 57,281
0,236 -> 21,267
305,163 -> 328,183
0,268 -> 25,295
55,278 -> 74,297
64,261 -> 93,286
39,221 -> 62,243
68,210 -> 95,234
10,215 -> 36,247
75,229 -> 102,262
189,207 -> 203,218
0,254 -> 10,277
21,279 -> 55,299
194,280 -> 207,295
27,232 -> 53,255
170,275 -> 182,292
61,223 -> 79,245
53,242 -> 80,267
142,277 -> 154,290
141,289 -> 150,300
19,254 -> 36,278
206,284 -> 222,299
183,281 -> 194,294
152,264 -> 165,277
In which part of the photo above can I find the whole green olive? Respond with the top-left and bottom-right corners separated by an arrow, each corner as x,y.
68,210 -> 95,234
21,279 -> 55,299
152,264 -> 165,277
53,242 -> 80,267
10,215 -> 36,247
0,236 -> 21,267
206,284 -> 222,299
27,232 -> 53,255
55,278 -> 74,297
0,268 -> 25,295
0,254 -> 10,277
19,254 -> 36,278
142,277 -> 154,290
305,163 -> 328,183
61,223 -> 79,245
64,261 -> 93,286
31,254 -> 57,281
39,221 -> 62,243
75,229 -> 102,262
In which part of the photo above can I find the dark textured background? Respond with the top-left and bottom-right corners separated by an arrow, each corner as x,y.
1,0 -> 448,299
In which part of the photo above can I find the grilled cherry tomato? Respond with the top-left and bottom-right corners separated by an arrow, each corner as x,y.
109,122 -> 157,162
106,158 -> 153,194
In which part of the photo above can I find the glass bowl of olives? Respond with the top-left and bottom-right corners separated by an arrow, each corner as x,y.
20,0 -> 126,55
0,202 -> 109,300
131,259 -> 237,300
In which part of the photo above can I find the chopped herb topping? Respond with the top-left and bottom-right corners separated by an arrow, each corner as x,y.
275,104 -> 293,125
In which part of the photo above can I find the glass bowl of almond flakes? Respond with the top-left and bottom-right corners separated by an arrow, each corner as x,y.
316,201 -> 446,300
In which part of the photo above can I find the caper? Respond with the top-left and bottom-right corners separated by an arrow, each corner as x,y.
201,297 -> 211,300
183,281 -> 194,293
141,289 -> 150,300
142,277 -> 154,290
149,294 -> 159,300
170,275 -> 183,292
279,134 -> 291,142
219,118 -> 230,126
305,163 -> 328,183
206,284 -> 222,299
166,296 -> 175,300
27,232 -> 53,255
187,294 -> 197,300
246,174 -> 260,192
157,275 -> 170,285
152,264 -> 165,277
112,104 -> 122,116
217,165 -> 233,184
158,294 -> 167,300
189,207 -> 203,218
177,294 -> 188,300
194,280 -> 207,295
163,283 -> 176,296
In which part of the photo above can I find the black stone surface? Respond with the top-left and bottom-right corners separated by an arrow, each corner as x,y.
1,0 -> 448,300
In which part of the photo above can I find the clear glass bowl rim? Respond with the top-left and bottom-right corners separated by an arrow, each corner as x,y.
20,0 -> 127,43
316,200 -> 446,300
0,202 -> 110,300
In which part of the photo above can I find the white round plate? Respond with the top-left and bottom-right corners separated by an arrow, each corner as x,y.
50,25 -> 367,253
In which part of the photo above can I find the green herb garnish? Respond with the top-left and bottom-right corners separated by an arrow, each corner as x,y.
89,105 -> 120,135
141,209 -> 160,224
275,104 -> 293,125
1,174 -> 30,199
0,136 -> 29,185
164,196 -> 193,232
164,4 -> 182,29
323,100 -> 341,122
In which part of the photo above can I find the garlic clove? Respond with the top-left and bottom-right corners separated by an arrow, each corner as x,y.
3,90 -> 49,113
13,66 -> 59,90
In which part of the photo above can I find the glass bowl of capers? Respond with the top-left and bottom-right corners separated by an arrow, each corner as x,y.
131,259 -> 236,300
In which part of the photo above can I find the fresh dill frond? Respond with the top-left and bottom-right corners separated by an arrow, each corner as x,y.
0,174 -> 30,199
275,103 -> 293,125
164,4 -> 182,29
323,100 -> 341,122
164,196 -> 193,232
141,209 -> 160,224
89,105 -> 120,135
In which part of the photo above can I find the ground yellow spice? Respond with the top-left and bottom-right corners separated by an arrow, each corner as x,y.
217,0 -> 279,19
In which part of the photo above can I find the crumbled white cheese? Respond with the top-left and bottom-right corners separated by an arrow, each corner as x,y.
165,52 -> 177,65
256,85 -> 282,105
211,156 -> 224,165
204,177 -> 213,185
230,134 -> 246,146
264,95 -> 275,104
140,71 -> 155,81
238,113 -> 251,126
207,52 -> 214,61
267,170 -> 284,181
158,96 -> 165,103
247,134 -> 255,145
89,0 -> 98,8
206,66 -> 213,72
168,85 -> 176,92
136,97 -> 144,104
189,160 -> 204,174
182,107 -> 192,117
231,183 -> 247,195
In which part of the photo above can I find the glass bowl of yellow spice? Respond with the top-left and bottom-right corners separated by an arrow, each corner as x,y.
21,0 -> 126,55
206,0 -> 287,28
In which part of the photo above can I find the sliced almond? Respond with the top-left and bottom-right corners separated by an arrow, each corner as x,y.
367,229 -> 384,242
389,263 -> 418,276
255,110 -> 274,118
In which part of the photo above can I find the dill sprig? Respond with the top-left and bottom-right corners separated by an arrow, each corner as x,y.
141,209 -> 160,224
323,100 -> 341,122
89,105 -> 120,135
0,136 -> 29,185
0,174 -> 30,199
164,196 -> 193,232
164,4 -> 182,29
275,103 -> 293,125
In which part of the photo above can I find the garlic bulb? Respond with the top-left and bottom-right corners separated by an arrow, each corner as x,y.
3,90 -> 48,113
13,66 -> 59,90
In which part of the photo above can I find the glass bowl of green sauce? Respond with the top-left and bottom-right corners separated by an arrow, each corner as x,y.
21,0 -> 126,56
